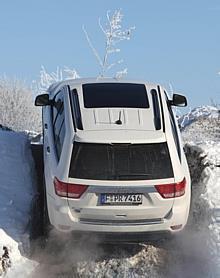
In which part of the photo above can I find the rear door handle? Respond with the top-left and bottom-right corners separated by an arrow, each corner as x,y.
44,123 -> 48,129
46,146 -> 50,153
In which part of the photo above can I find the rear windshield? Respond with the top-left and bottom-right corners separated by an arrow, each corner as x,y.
69,142 -> 173,180
82,83 -> 149,108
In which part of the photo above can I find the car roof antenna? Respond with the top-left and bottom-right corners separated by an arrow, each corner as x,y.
115,111 -> 122,125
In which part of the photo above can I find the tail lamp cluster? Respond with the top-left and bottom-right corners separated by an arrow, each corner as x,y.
54,177 -> 88,199
155,178 -> 186,198
54,177 -> 186,199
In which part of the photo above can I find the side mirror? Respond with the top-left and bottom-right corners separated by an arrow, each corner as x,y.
35,94 -> 53,106
169,94 -> 187,107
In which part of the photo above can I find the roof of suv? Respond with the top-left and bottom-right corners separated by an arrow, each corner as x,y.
47,78 -> 160,95
48,78 -> 166,144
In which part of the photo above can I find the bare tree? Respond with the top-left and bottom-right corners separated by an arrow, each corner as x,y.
83,9 -> 135,78
0,76 -> 41,132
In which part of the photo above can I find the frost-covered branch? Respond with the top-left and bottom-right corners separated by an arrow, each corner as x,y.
83,9 -> 135,78
115,68 -> 128,79
82,26 -> 103,68
32,65 -> 79,94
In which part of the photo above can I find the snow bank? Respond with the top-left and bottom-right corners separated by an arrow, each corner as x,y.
0,130 -> 37,277
161,142 -> 219,277
0,230 -> 35,278
179,105 -> 219,129
179,108 -> 220,276
184,142 -> 220,274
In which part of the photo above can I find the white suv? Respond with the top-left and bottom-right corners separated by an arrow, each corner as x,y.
35,78 -> 191,241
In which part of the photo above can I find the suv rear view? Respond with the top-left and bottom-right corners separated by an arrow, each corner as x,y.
35,79 -> 191,241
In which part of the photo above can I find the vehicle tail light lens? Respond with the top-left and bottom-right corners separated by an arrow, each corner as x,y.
174,178 -> 186,197
54,178 -> 67,197
54,177 -> 88,199
155,178 -> 186,199
67,183 -> 88,198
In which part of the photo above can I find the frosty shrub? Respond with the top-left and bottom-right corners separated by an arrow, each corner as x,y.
0,76 -> 41,132
32,66 -> 79,95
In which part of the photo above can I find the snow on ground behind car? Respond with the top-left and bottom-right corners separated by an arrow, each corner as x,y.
179,105 -> 219,130
180,114 -> 220,276
0,130 -> 37,277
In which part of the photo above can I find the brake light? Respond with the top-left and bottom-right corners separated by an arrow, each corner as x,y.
155,178 -> 186,199
54,177 -> 88,199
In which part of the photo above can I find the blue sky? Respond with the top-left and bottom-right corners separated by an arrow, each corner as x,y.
0,0 -> 220,108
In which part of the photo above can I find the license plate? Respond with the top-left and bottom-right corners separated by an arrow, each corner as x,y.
101,193 -> 142,205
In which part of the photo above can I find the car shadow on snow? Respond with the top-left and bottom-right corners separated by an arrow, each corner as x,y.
29,144 -> 45,250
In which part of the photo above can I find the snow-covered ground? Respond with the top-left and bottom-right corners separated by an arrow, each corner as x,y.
179,105 -> 219,129
0,106 -> 219,277
0,130 -> 37,277
181,109 -> 220,276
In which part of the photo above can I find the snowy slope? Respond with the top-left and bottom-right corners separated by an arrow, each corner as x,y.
0,130 -> 37,277
180,107 -> 220,275
179,105 -> 219,130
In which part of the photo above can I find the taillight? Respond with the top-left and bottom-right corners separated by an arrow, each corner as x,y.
54,177 -> 67,197
155,178 -> 186,199
54,177 -> 88,199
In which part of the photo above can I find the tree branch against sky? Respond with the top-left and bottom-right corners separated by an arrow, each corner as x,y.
83,9 -> 135,78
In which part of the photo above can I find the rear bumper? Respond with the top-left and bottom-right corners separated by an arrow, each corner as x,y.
47,196 -> 188,237
70,230 -> 172,243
